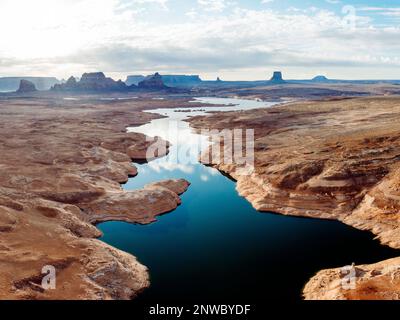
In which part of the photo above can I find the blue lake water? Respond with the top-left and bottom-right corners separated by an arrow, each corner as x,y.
99,97 -> 398,302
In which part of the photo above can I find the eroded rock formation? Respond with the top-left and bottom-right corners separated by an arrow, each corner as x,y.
0,97 -> 195,300
16,80 -> 37,93
0,77 -> 59,92
304,257 -> 400,300
52,72 -> 131,92
188,96 -> 400,300
269,71 -> 285,84
138,72 -> 168,90
161,75 -> 202,87
125,75 -> 146,86
312,75 -> 330,82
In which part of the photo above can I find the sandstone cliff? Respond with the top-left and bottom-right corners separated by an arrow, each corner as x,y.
188,96 -> 400,300
269,71 -> 285,84
125,75 -> 146,86
0,77 -> 59,92
52,72 -> 132,92
0,97 -> 195,300
16,80 -> 37,93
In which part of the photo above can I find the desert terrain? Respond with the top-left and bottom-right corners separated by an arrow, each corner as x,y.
2,87 -> 400,300
188,96 -> 400,300
212,83 -> 400,101
0,96 -> 205,299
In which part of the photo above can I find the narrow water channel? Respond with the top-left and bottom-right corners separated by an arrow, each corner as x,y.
99,97 -> 398,302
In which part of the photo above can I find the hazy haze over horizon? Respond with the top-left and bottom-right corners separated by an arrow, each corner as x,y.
1,0 -> 400,80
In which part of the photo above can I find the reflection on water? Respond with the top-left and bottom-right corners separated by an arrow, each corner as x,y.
126,97 -> 275,186
99,97 -> 399,302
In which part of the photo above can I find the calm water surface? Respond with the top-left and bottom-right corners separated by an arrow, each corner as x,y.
99,97 -> 398,302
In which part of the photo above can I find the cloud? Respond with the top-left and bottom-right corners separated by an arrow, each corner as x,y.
359,6 -> 400,17
0,1 -> 400,79
53,9 -> 399,72
197,0 -> 228,12
185,9 -> 198,18
122,0 -> 168,10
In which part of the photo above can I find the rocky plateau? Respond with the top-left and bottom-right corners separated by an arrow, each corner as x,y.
0,97 -> 196,300
188,96 -> 400,300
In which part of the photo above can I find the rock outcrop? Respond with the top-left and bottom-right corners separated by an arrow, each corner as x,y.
188,96 -> 400,300
269,71 -> 285,84
0,97 -> 196,300
138,72 -> 168,90
16,80 -> 37,93
161,75 -> 202,87
125,75 -> 146,86
82,179 -> 190,225
127,74 -> 202,88
52,72 -> 132,92
0,77 -> 59,92
304,257 -> 400,300
312,75 -> 330,82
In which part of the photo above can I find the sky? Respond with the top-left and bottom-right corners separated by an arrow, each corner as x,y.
0,0 -> 400,80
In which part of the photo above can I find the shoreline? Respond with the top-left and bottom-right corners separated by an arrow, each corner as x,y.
0,97 -> 200,300
2,93 -> 400,300
187,96 -> 400,300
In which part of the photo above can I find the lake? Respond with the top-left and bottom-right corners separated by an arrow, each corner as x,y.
99,97 -> 398,302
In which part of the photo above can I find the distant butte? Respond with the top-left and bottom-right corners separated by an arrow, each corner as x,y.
51,72 -> 133,92
138,72 -> 168,90
312,75 -> 330,82
269,71 -> 286,84
16,79 -> 37,93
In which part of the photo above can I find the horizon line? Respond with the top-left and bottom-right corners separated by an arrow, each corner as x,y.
1,72 -> 400,83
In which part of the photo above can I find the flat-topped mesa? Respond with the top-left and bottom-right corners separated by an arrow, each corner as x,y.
125,75 -> 146,86
126,74 -> 202,88
312,75 -> 330,82
16,79 -> 37,93
138,72 -> 168,90
81,72 -> 106,81
57,76 -> 78,91
161,75 -> 202,87
51,72 -> 132,92
1,77 -> 59,91
83,179 -> 191,225
270,71 -> 286,84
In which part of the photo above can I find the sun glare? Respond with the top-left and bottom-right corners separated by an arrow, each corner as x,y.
0,0 -> 122,59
